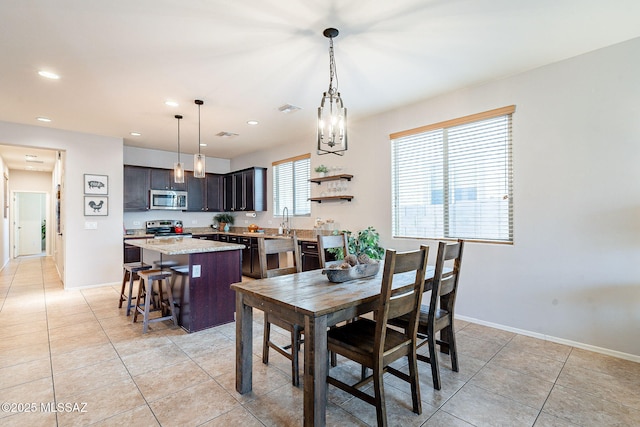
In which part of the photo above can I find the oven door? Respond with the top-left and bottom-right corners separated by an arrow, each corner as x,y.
150,190 -> 188,210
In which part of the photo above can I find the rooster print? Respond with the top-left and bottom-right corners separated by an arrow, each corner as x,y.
88,200 -> 104,212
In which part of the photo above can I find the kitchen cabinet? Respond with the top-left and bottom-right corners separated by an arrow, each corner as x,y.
124,165 -> 150,211
123,240 -> 142,263
299,239 -> 337,271
206,173 -> 224,211
223,167 -> 266,211
185,171 -> 205,211
150,167 -> 187,191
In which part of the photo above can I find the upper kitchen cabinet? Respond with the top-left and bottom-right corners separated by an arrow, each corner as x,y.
185,171 -> 205,211
223,167 -> 266,211
150,167 -> 187,191
206,173 -> 224,212
124,165 -> 150,211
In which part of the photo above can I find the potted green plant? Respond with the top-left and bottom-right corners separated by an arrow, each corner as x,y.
314,164 -> 329,177
214,213 -> 235,231
329,226 -> 385,260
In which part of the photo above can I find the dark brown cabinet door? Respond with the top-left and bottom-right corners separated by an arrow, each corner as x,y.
222,167 -> 267,212
150,168 -> 186,191
123,165 -> 150,211
206,174 -> 223,211
185,171 -> 205,211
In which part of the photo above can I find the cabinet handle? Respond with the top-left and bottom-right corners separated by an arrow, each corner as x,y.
307,245 -> 316,249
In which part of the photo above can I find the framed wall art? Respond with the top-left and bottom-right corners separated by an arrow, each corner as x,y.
84,196 -> 108,216
84,174 -> 108,195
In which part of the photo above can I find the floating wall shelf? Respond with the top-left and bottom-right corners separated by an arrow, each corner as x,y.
309,174 -> 353,184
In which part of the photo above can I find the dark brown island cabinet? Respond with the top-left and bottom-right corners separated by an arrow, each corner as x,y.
126,237 -> 244,333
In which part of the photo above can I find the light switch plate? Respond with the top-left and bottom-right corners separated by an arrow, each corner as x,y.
192,265 -> 201,278
84,221 -> 97,229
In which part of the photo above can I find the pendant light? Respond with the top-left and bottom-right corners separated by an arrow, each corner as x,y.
317,28 -> 347,156
194,99 -> 206,178
173,114 -> 184,183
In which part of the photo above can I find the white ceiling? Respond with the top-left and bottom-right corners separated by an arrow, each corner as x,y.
1,1 -> 639,171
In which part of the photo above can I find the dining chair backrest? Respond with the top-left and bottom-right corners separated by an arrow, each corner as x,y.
428,240 -> 464,323
258,235 -> 301,278
377,245 -> 429,351
317,233 -> 349,268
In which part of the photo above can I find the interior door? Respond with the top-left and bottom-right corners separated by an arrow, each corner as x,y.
15,192 -> 45,256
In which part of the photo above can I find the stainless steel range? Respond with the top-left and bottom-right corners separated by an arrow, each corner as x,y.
145,220 -> 191,238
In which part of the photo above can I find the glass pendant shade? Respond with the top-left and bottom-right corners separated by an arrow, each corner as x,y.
317,28 -> 347,156
193,153 -> 206,178
194,99 -> 206,178
174,162 -> 185,183
174,114 -> 184,183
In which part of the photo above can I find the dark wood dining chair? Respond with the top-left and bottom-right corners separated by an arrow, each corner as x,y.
258,235 -> 304,386
326,245 -> 429,427
317,232 -> 349,268
317,232 -> 350,366
389,239 -> 464,390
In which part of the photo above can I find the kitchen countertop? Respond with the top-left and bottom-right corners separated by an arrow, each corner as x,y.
124,228 -> 323,242
125,236 -> 245,255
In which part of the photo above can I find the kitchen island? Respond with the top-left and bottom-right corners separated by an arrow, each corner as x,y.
126,236 -> 245,332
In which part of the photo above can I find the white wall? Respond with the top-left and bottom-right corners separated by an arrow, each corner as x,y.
0,122 -> 124,289
0,158 -> 8,268
233,37 -> 640,359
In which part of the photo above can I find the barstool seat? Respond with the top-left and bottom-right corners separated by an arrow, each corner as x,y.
133,269 -> 177,333
153,259 -> 179,269
119,262 -> 152,316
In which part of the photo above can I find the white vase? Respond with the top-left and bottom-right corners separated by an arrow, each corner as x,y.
318,171 -> 326,177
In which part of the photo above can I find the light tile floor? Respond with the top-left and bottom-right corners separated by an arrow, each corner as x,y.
1,256 -> 639,426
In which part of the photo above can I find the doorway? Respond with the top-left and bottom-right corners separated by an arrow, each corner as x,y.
14,192 -> 47,257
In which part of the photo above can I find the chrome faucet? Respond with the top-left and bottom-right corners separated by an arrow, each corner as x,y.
282,207 -> 290,235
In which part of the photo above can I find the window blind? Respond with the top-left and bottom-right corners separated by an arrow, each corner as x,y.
273,154 -> 310,216
391,106 -> 514,243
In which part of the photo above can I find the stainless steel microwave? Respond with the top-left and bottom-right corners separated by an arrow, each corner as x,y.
149,189 -> 188,210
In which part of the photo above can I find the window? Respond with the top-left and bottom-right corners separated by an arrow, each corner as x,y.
273,154 -> 311,216
390,106 -> 514,243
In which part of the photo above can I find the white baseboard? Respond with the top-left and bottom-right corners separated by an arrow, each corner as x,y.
456,315 -> 640,363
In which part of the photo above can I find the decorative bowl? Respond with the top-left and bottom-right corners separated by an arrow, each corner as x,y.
248,224 -> 259,232
322,261 -> 380,283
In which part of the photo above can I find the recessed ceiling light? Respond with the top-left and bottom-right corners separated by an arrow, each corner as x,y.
165,101 -> 179,107
130,132 -> 141,136
247,120 -> 259,125
199,143 -> 207,147
36,117 -> 52,122
38,70 -> 60,80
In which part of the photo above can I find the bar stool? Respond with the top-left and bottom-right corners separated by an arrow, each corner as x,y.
119,262 -> 152,316
152,259 -> 179,310
170,265 -> 189,291
133,269 -> 177,333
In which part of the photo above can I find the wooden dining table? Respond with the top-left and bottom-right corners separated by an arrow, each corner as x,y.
231,263 -> 437,427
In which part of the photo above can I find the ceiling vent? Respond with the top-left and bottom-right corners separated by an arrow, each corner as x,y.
216,131 -> 239,138
278,104 -> 302,114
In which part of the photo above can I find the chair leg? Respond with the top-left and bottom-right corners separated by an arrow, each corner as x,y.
373,365 -> 387,427
447,325 -> 459,372
164,278 -> 178,327
132,275 -> 144,324
428,333 -> 441,390
262,314 -> 271,364
407,351 -> 422,414
142,278 -> 154,334
125,272 -> 137,316
119,269 -> 129,308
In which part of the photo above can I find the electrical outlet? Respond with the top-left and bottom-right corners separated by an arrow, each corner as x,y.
133,221 -> 141,226
244,219 -> 248,224
192,220 -> 198,224
84,221 -> 97,229
192,265 -> 201,278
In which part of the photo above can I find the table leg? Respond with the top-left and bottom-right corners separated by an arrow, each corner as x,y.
235,293 -> 253,394
304,314 -> 327,427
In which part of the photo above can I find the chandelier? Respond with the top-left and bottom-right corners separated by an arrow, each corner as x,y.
317,28 -> 347,156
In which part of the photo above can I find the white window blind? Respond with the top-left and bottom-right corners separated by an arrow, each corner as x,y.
390,106 -> 514,243
273,154 -> 311,216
